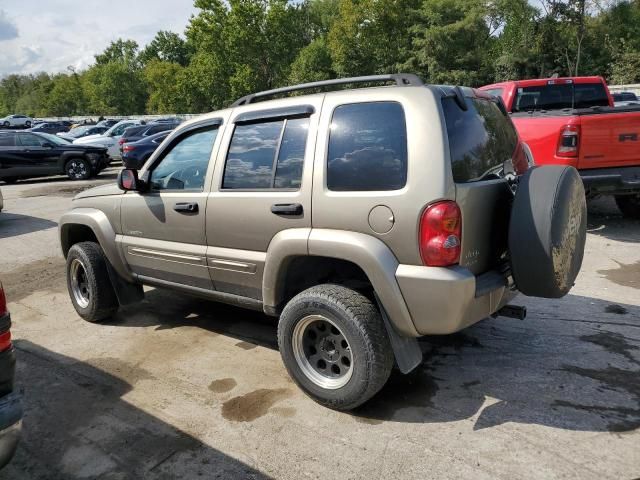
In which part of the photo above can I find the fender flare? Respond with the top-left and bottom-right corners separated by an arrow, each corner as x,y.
263,228 -> 419,338
59,208 -> 133,282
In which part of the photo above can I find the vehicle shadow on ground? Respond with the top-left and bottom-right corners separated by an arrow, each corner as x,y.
587,196 -> 640,243
109,289 -> 640,434
0,213 -> 57,239
0,340 -> 270,480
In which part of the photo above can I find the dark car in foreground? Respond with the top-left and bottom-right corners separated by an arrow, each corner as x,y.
0,283 -> 21,469
122,131 -> 170,169
0,131 -> 110,183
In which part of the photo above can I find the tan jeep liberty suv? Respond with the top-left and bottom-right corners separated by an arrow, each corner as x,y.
59,74 -> 587,410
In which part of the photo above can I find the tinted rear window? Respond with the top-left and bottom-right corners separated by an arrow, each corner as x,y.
442,96 -> 519,183
327,102 -> 407,191
514,82 -> 609,111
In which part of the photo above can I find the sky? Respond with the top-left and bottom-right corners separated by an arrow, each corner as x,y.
0,1 -> 199,76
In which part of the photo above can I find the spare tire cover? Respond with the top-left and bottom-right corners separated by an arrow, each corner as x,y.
509,165 -> 587,298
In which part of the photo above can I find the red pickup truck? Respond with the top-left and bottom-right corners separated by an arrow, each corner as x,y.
480,76 -> 640,218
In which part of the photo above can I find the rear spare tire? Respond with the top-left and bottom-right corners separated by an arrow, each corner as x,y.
509,165 -> 587,298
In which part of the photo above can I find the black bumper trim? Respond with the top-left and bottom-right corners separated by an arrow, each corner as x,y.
580,166 -> 640,194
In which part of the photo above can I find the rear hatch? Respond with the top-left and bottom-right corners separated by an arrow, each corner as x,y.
441,92 -> 524,275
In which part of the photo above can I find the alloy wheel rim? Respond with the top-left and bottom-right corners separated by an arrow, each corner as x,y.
68,160 -> 87,179
292,315 -> 353,389
70,258 -> 90,308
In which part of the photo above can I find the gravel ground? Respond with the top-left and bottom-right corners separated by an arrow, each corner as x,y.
0,172 -> 638,479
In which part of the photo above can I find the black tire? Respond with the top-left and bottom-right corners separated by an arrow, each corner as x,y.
2,121 -> 9,127
65,158 -> 91,180
509,165 -> 587,298
66,242 -> 119,322
278,284 -> 393,411
24,121 -> 31,128
2,178 -> 18,184
615,194 -> 640,220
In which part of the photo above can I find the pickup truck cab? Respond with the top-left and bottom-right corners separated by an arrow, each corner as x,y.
480,76 -> 640,218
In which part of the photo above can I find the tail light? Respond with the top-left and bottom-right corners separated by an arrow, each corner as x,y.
512,141 -> 529,174
123,145 -> 136,152
0,284 -> 11,352
419,201 -> 462,267
118,138 -> 127,145
557,125 -> 580,157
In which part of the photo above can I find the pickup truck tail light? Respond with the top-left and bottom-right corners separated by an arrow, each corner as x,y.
557,125 -> 580,157
419,201 -> 462,267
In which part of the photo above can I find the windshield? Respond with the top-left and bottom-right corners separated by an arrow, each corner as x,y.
39,132 -> 71,145
67,127 -> 89,137
514,82 -> 610,112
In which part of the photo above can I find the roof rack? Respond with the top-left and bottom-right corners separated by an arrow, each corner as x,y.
230,74 -> 424,107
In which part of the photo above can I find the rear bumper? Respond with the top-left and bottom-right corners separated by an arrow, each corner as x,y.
396,265 -> 517,336
0,391 -> 22,469
580,166 -> 640,195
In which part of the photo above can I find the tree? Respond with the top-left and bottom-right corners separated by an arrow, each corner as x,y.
83,62 -> 146,115
144,60 -> 187,113
289,37 -> 335,83
139,31 -> 191,66
94,39 -> 140,67
47,71 -> 87,116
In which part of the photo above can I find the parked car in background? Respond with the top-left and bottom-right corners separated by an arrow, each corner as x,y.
480,76 -> 640,219
57,126 -> 108,142
73,120 -> 145,160
70,119 -> 96,129
613,92 -> 640,107
0,131 -> 109,182
122,131 -> 170,169
0,282 -> 21,469
28,122 -> 69,135
118,120 -> 180,155
0,115 -> 32,129
96,119 -> 118,129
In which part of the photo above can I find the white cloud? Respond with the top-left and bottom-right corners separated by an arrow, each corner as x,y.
0,1 -> 198,76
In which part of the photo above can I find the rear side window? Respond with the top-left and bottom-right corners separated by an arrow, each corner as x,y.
514,82 -> 609,111
442,96 -> 519,183
222,117 -> 309,190
327,102 -> 407,191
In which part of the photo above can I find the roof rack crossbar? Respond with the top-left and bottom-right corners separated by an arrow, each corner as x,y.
230,73 -> 424,107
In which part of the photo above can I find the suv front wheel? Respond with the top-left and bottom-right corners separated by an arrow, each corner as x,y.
66,242 -> 119,322
278,284 -> 393,410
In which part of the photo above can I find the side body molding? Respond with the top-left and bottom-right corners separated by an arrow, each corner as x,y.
59,208 -> 133,282
307,229 -> 419,337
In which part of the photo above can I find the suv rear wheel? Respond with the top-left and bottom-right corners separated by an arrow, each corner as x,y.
278,284 -> 393,410
615,194 -> 640,219
66,242 -> 119,322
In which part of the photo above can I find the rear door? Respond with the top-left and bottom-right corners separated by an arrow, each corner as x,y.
205,100 -> 319,300
442,94 -> 522,275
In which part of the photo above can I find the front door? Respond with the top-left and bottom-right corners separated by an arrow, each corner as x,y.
206,100 -> 319,300
15,133 -> 60,175
119,120 -> 223,291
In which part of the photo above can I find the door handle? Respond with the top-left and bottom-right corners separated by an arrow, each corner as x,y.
174,202 -> 199,213
271,203 -> 303,216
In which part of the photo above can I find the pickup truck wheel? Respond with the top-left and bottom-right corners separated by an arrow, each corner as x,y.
66,158 -> 91,180
66,242 -> 119,322
615,194 -> 640,219
509,165 -> 587,298
278,284 -> 393,411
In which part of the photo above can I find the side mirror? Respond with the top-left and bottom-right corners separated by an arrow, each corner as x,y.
118,168 -> 140,192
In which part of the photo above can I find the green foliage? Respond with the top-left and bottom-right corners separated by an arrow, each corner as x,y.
1,0 -> 639,117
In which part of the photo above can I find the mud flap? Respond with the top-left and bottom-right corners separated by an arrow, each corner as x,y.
374,294 -> 422,374
105,261 -> 144,306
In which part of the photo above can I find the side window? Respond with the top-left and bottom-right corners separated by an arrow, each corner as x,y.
147,125 -> 170,136
149,127 -> 218,191
222,117 -> 309,190
17,134 -> 44,147
0,134 -> 16,147
327,102 -> 407,191
111,124 -> 129,136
